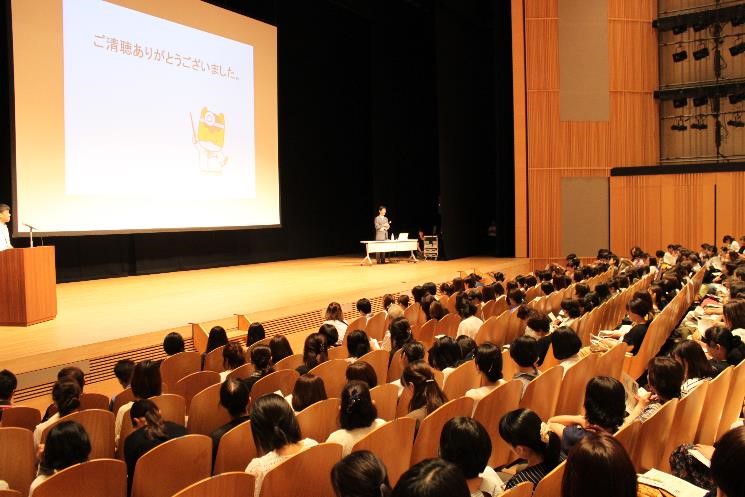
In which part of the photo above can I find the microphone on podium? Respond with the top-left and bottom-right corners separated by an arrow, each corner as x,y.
23,223 -> 38,247
23,223 -> 37,231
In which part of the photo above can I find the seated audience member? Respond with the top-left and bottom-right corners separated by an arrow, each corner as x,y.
525,313 -> 552,364
481,284 -> 497,303
455,292 -> 483,339
124,399 -> 187,494
397,294 -> 410,309
332,450 -> 392,497
269,335 -> 294,364
242,345 -> 275,392
429,300 -> 449,321
401,362 -> 447,425
456,336 -> 477,363
423,282 -> 438,298
318,323 -> 340,349
34,380 -> 81,448
286,374 -> 327,412
296,333 -> 328,375
387,317 -> 414,359
548,376 -> 626,453
550,328 -> 582,373
428,336 -> 462,380
452,277 -> 466,293
392,459 -> 469,497
379,305 -> 405,351
421,294 -> 437,321
439,282 -> 454,297
42,366 -> 85,421
574,283 -> 590,300
246,394 -> 318,497
561,433 -> 640,497
554,299 -> 581,329
326,381 -> 386,456
498,408 -> 562,490
390,341 -> 426,395
247,322 -> 266,347
711,425 -> 745,497
628,357 -> 683,423
346,330 -> 372,361
345,361 -> 378,389
206,326 -> 229,353
210,379 -> 250,461
540,281 -> 555,296
115,360 -> 162,444
702,326 -> 745,374
466,290 -> 483,311
594,283 -> 612,303
383,294 -> 396,313
507,288 -> 525,310
724,299 -> 745,339
465,343 -> 505,410
323,302 -> 348,344
162,332 -> 185,356
672,341 -> 715,395
220,342 -> 247,381
109,359 -> 135,410
510,336 -> 541,397
602,296 -> 652,355
439,417 -> 502,497
0,369 -> 17,421
356,298 -> 373,322
29,421 -> 91,497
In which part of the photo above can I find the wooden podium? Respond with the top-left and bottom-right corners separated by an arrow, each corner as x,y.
0,246 -> 57,326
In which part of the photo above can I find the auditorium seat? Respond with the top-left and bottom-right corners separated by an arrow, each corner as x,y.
248,370 -> 299,408
501,481 -> 533,497
387,350 -> 406,383
172,472 -> 255,497
111,388 -> 135,417
614,420 -> 640,459
555,353 -> 599,415
519,365 -> 562,420
274,353 -> 304,371
130,434 -> 211,497
369,384 -> 398,421
41,409 -> 115,459
357,349 -> 389,387
187,383 -> 231,436
79,393 -> 111,411
173,371 -> 221,409
473,380 -> 523,468
202,345 -> 226,373
474,316 -> 499,345
365,311 -> 387,341
213,420 -> 256,475
442,361 -> 480,400
502,349 -> 516,380
32,459 -> 126,497
532,461 -> 565,497
259,443 -> 342,497
413,319 -> 437,345
0,406 -> 40,431
717,361 -> 745,440
539,345 -> 559,372
296,398 -> 340,443
309,359 -> 348,398
0,427 -> 35,497
328,346 -> 348,360
410,397 -> 474,465
696,367 -> 733,445
226,363 -> 256,381
479,299 -> 496,320
152,394 -> 187,425
633,399 -> 678,472
351,417 -> 416,486
160,352 -> 202,391
661,381 -> 708,472
0,490 -> 21,497
595,341 -> 628,380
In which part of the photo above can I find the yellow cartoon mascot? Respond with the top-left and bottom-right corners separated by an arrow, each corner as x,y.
191,107 -> 228,173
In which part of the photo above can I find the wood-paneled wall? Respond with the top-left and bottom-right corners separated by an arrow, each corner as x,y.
610,171 -> 745,254
519,0 -> 660,257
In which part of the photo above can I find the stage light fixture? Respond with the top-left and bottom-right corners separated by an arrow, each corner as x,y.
730,39 -> 745,56
673,47 -> 688,62
672,24 -> 688,34
693,96 -> 708,107
693,45 -> 710,60
673,98 -> 688,108
730,92 -> 745,104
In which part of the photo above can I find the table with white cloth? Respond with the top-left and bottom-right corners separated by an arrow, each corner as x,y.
360,239 -> 418,265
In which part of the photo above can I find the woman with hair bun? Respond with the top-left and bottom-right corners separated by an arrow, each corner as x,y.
33,380 -> 81,448
326,381 -> 386,456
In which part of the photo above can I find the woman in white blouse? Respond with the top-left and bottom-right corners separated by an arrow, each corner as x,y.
465,343 -> 506,412
323,302 -> 348,345
245,394 -> 318,497
326,381 -> 386,456
455,292 -> 483,340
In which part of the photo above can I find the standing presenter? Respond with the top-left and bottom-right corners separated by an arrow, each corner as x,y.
0,204 -> 12,251
374,205 -> 390,264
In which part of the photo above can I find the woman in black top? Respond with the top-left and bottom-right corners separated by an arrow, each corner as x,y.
604,296 -> 652,355
124,399 -> 187,494
210,379 -> 250,462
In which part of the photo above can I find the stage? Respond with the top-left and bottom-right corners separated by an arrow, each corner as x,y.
1,255 -> 530,405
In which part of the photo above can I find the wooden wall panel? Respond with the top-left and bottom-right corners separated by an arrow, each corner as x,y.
513,0 -> 529,257
522,0 -> 659,258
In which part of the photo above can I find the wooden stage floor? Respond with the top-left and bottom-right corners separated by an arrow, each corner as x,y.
1,256 -> 530,375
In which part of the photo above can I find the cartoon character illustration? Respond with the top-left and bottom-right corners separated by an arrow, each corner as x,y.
190,107 -> 228,173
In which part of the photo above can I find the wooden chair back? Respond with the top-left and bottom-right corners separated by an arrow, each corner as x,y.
174,371 -> 221,409
226,363 -> 256,381
717,361 -> 745,440
519,366 -> 563,420
443,313 -> 462,339
661,382 -> 709,472
443,361 -> 480,399
249,370 -> 300,408
502,349 -> 517,380
161,352 -> 202,391
365,312 -> 387,341
633,399 -> 678,472
0,406 -> 40,431
539,345 -> 559,372
696,367 -> 733,445
309,359 -> 349,398
397,387 -> 414,418
474,316 -> 499,345
357,349 -> 389,387
0,490 -> 21,497
413,319 -> 437,345
411,397 -> 474,465
187,383 -> 232,436
352,418 -> 416,486
32,459 -> 126,497
259,443 -> 342,497
369,384 -> 398,421
532,461 -> 565,497
473,380 -> 523,467
173,472 -> 255,497
296,398 -> 341,443
501,481 -> 534,497
504,311 -> 526,345
111,388 -> 135,416
192,324 -> 209,354
614,420 -> 640,462
131,434 -> 212,497
41,409 -> 115,459
387,349 -> 405,383
404,303 -> 425,328
595,342 -> 628,380
0,427 -> 35,497
80,393 -> 110,411
328,346 -> 348,360
274,353 -> 304,371
555,353 -> 599,415
151,394 -> 187,425
213,420 -> 257,475
345,316 -> 368,342
203,345 -> 226,373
